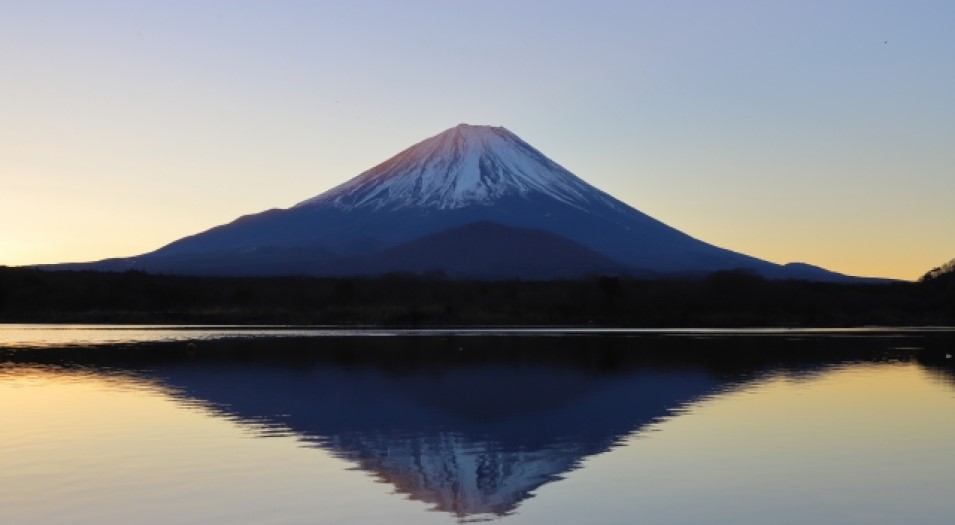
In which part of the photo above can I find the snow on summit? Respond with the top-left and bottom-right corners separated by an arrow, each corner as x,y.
296,124 -> 619,211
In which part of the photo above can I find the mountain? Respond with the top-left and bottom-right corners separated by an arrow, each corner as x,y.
48,124 -> 858,280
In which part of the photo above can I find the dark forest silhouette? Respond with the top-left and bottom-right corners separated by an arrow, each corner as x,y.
1,263 -> 952,326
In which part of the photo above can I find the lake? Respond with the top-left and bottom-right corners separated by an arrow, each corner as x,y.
2,326 -> 954,524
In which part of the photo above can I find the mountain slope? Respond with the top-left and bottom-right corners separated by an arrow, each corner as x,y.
354,221 -> 631,279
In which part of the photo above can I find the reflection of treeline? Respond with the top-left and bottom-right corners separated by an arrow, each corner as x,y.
0,266 -> 952,326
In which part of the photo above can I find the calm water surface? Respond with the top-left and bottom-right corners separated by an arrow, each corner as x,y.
2,326 -> 954,524
1,324 -> 941,348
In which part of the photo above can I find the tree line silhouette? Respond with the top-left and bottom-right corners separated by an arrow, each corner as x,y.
0,263 -> 952,326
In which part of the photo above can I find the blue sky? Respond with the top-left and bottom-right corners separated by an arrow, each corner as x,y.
2,1 -> 953,278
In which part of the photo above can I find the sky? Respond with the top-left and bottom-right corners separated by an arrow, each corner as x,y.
1,1 -> 952,280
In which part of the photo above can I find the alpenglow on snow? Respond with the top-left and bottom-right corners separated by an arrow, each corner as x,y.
297,124 -> 623,212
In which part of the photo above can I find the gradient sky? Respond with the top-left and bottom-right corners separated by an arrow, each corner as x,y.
2,1 -> 952,279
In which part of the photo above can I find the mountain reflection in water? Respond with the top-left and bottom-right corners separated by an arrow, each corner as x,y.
6,333 -> 953,522
155,363 -> 719,519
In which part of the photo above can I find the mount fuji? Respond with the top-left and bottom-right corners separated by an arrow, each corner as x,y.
54,124 -> 855,280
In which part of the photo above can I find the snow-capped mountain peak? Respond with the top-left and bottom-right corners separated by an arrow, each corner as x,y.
295,124 -> 619,211
52,123 -> 860,279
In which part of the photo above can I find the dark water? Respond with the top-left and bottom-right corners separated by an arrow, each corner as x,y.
2,327 -> 954,524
